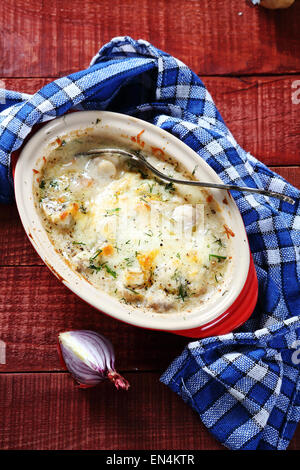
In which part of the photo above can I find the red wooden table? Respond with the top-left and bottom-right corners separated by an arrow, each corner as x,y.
0,0 -> 299,450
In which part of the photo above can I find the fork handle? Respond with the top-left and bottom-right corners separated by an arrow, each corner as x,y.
139,154 -> 295,205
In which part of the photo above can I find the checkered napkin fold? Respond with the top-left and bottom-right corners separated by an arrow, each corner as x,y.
0,36 -> 299,450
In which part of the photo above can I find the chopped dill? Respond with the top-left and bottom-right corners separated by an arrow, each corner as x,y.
124,257 -> 134,266
104,265 -> 117,278
126,287 -> 139,295
49,179 -> 59,188
178,282 -> 188,301
213,238 -> 224,247
209,254 -> 227,262
79,205 -> 87,214
105,208 -> 121,216
148,183 -> 155,193
140,197 -> 149,204
145,229 -> 153,237
89,249 -> 102,261
165,182 -> 175,193
89,262 -> 117,278
89,263 -> 105,272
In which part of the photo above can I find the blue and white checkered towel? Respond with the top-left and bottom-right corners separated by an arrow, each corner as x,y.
0,36 -> 299,450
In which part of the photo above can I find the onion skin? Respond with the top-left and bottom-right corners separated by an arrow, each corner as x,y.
58,330 -> 130,390
108,371 -> 130,390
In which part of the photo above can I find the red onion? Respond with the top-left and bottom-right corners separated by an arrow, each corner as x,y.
58,330 -> 130,390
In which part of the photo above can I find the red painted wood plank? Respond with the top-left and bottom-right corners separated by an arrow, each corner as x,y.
0,205 -> 41,266
1,0 -> 299,453
269,166 -> 300,187
1,0 -> 300,78
1,166 -> 298,268
288,425 -> 300,450
1,76 -> 299,166
0,372 -> 223,450
0,266 -> 188,372
203,77 -> 300,166
0,372 -> 299,450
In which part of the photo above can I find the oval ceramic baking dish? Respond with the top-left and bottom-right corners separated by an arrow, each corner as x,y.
13,111 -> 258,338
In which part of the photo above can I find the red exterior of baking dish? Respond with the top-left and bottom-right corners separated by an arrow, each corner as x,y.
171,255 -> 258,338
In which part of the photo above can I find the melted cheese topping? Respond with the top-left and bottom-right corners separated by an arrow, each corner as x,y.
34,134 -> 233,314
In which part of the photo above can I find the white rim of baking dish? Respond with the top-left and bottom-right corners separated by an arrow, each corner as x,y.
14,111 -> 250,331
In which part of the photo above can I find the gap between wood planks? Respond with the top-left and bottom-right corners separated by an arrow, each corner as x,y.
2,0 -> 300,77
3,72 -> 300,79
0,370 -> 157,374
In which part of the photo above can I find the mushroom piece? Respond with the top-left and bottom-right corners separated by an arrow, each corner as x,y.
122,288 -> 144,303
41,201 -> 75,229
172,204 -> 203,236
124,269 -> 146,289
96,159 -> 117,178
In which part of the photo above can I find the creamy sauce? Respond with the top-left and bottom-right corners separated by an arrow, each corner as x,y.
34,133 -> 233,314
